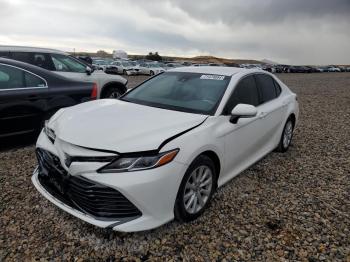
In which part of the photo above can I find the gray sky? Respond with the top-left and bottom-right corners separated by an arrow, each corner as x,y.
1,0 -> 349,64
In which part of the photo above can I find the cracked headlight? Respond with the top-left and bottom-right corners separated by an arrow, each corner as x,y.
44,120 -> 56,143
98,149 -> 179,173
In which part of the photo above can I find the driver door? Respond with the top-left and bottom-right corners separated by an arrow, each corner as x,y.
218,75 -> 263,182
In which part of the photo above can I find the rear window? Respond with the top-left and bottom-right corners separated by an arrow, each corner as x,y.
0,51 -> 10,58
0,64 -> 24,89
11,52 -> 55,71
255,74 -> 277,103
273,79 -> 282,96
0,64 -> 46,89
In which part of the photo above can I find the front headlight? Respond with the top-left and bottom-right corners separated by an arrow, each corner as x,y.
44,120 -> 56,143
98,149 -> 179,173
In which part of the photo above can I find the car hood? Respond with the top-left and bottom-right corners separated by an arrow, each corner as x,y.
50,99 -> 207,153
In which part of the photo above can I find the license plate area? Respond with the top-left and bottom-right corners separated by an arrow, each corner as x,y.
36,149 -> 69,195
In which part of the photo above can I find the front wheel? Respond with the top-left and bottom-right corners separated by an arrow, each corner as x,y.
174,155 -> 216,222
150,71 -> 154,76
276,118 -> 294,152
102,87 -> 123,99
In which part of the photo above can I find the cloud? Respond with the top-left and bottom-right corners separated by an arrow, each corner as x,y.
0,0 -> 349,64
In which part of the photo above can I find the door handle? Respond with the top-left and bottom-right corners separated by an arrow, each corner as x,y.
259,112 -> 267,118
27,94 -> 39,101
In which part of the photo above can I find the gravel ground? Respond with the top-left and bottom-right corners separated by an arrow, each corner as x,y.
1,73 -> 349,261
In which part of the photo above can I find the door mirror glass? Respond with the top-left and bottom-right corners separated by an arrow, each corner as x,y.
230,104 -> 257,124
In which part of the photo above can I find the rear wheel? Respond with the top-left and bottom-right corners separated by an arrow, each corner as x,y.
174,155 -> 216,222
276,118 -> 294,152
150,71 -> 154,76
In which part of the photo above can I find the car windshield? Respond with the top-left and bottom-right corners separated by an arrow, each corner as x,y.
122,62 -> 131,66
122,72 -> 231,115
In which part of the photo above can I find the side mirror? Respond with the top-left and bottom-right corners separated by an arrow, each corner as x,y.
230,104 -> 257,124
86,66 -> 93,75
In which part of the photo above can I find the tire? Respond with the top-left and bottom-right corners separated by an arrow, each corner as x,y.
123,69 -> 127,75
276,118 -> 294,152
150,71 -> 154,76
174,155 -> 217,222
102,87 -> 123,99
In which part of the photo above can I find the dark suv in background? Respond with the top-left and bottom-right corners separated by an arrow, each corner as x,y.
0,46 -> 127,98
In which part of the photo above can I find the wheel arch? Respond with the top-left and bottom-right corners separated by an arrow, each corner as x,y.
199,150 -> 221,181
289,113 -> 296,127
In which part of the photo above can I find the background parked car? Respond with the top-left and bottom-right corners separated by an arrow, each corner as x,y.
288,66 -> 311,73
91,59 -> 109,71
108,60 -> 138,75
76,56 -> 93,65
0,58 -> 97,138
327,66 -> 341,72
0,46 -> 127,98
136,62 -> 165,75
166,62 -> 183,69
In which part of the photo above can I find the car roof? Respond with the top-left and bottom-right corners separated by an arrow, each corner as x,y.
168,66 -> 260,76
0,45 -> 67,55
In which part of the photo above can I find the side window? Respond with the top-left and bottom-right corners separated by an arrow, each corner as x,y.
11,52 -> 54,71
0,64 -> 25,89
223,75 -> 259,114
255,74 -> 277,103
50,54 -> 86,73
273,79 -> 281,96
0,51 -> 10,58
11,52 -> 32,64
24,72 -> 46,87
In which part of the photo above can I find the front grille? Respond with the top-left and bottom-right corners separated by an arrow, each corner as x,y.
36,148 -> 142,220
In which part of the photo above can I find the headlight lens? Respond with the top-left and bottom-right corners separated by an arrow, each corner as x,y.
44,120 -> 56,143
98,149 -> 179,173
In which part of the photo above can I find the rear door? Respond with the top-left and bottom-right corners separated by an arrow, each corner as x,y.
254,73 -> 286,151
0,64 -> 48,137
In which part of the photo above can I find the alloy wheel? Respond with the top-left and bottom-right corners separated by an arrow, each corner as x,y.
183,165 -> 213,214
283,121 -> 293,148
109,90 -> 121,98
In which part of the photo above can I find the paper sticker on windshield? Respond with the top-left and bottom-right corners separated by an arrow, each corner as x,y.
200,75 -> 225,80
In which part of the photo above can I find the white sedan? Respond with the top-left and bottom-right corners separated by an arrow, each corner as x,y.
109,60 -> 138,75
136,62 -> 165,75
32,67 -> 299,232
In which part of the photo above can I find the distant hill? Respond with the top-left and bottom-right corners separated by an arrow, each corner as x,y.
261,59 -> 279,64
173,55 -> 264,65
72,51 -> 264,65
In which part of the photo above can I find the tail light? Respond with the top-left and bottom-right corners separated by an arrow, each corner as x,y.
91,83 -> 98,100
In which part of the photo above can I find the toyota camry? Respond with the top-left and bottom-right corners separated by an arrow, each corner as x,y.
32,67 -> 299,232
